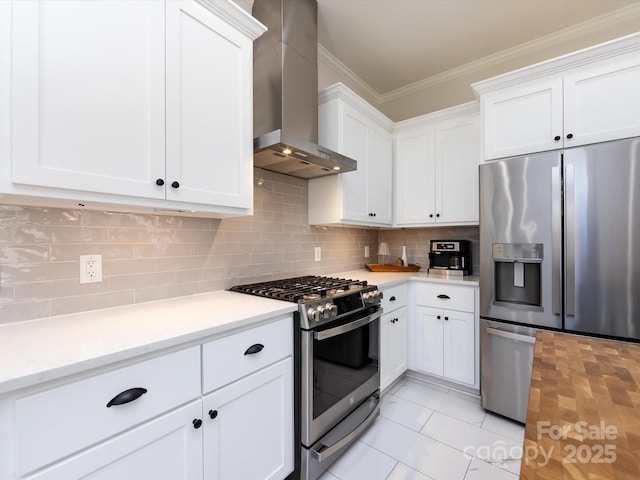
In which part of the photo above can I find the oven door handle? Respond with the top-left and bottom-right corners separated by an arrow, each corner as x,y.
311,395 -> 380,462
313,310 -> 382,341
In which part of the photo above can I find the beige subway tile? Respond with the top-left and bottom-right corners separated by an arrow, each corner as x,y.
193,242 -> 238,256
134,283 -> 194,304
251,252 -> 285,265
15,278 -> 110,302
219,217 -> 253,232
2,261 -> 78,284
261,201 -> 293,214
156,215 -> 212,230
103,258 -> 156,276
221,231 -> 262,243
273,181 -> 305,196
0,284 -> 14,304
134,243 -> 193,258
238,242 -> 273,254
0,245 -> 49,264
192,278 -> 232,294
250,221 -> 283,233
176,266 -> 227,284
109,271 -> 177,292
50,226 -> 109,244
50,243 -> 133,262
0,205 -> 27,221
254,189 -> 284,203
174,228 -> 220,243
0,225 -> 10,243
82,211 -> 155,228
109,227 -> 175,244
24,208 -> 82,226
50,291 -> 134,317
0,300 -> 50,324
155,256 -> 211,272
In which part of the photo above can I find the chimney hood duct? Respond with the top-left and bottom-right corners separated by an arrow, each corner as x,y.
252,0 -> 356,179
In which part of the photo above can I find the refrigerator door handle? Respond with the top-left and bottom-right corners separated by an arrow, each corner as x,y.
565,163 -> 575,316
551,165 -> 562,316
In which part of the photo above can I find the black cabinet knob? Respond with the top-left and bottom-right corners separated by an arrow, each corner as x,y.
566,133 -> 574,139
155,178 -> 165,186
554,135 -> 561,141
192,419 -> 202,429
390,296 -> 396,301
209,409 -> 218,420
436,213 -> 440,218
429,214 -> 434,218
444,316 -> 449,321
437,315 -> 441,320
171,181 -> 180,188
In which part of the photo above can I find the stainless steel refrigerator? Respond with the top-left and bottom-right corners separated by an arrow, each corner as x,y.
479,136 -> 640,422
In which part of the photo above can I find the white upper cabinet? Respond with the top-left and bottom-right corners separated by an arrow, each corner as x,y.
3,0 -> 265,216
309,83 -> 394,226
394,103 -> 479,227
474,33 -> 640,160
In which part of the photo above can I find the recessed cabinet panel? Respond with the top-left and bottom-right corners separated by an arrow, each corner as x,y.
341,109 -> 369,221
11,0 -> 166,199
165,1 -> 252,208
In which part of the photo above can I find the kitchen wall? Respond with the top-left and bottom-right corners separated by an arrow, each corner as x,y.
319,6 -> 640,121
0,168 -> 377,325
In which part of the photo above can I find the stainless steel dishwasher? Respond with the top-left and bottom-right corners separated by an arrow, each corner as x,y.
480,319 -> 537,424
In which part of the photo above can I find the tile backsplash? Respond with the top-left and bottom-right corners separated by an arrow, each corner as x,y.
0,168 -> 376,324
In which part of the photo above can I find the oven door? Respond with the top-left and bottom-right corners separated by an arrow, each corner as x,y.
301,307 -> 381,447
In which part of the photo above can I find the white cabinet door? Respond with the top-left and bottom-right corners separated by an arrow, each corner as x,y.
310,84 -> 393,226
435,114 -> 480,224
481,77 -> 563,160
394,125 -> 436,226
563,52 -> 640,148
26,401 -> 203,480
394,106 -> 479,227
11,0 -> 166,199
414,306 -> 444,377
442,310 -> 475,385
340,105 -> 370,222
380,307 -> 408,391
367,126 -> 393,224
203,358 -> 294,480
165,0 -> 253,209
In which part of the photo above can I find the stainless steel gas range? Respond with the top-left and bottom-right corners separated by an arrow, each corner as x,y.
230,276 -> 382,480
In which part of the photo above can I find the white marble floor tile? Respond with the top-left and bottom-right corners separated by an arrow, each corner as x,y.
481,412 -> 525,442
463,457 -> 519,480
381,393 -> 434,431
387,462 -> 435,480
317,471 -> 339,480
360,417 -> 470,480
394,380 -> 486,426
326,440 -> 397,480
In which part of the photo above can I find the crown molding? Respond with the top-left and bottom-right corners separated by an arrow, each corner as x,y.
319,3 -> 640,106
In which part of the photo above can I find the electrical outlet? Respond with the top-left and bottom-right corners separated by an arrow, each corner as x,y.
79,254 -> 103,284
314,247 -> 321,262
364,246 -> 370,258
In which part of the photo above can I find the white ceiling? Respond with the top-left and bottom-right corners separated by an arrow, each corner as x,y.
317,0 -> 638,95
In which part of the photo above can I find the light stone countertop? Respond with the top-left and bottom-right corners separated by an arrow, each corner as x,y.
0,291 -> 296,395
0,271 -> 477,395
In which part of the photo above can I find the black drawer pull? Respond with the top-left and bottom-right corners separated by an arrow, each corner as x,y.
437,294 -> 450,299
390,296 -> 396,301
106,387 -> 147,407
244,343 -> 264,355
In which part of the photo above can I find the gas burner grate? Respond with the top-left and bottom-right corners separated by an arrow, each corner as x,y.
229,275 -> 368,303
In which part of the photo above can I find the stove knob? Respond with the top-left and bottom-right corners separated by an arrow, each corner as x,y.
307,307 -> 320,322
373,289 -> 382,302
363,292 -> 371,303
317,305 -> 327,319
323,303 -> 334,318
329,304 -> 338,316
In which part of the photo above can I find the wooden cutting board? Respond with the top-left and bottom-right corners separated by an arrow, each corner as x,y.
521,331 -> 640,480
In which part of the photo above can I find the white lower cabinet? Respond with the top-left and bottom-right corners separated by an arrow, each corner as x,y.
414,306 -> 475,385
412,283 -> 478,389
203,358 -> 293,480
25,401 -> 203,480
379,284 -> 409,391
1,315 -> 294,480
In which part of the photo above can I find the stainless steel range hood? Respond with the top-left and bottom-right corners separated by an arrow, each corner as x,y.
252,0 -> 356,179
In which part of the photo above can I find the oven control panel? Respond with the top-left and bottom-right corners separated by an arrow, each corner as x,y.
301,288 -> 382,328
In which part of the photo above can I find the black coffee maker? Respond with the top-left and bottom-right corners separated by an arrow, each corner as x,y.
428,240 -> 471,276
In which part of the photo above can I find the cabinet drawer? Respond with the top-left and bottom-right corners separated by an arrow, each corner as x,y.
15,346 -> 201,476
381,284 -> 407,312
202,315 -> 292,394
416,283 -> 475,312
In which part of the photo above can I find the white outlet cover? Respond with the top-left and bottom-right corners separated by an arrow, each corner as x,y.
79,254 -> 103,284
314,247 -> 321,262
